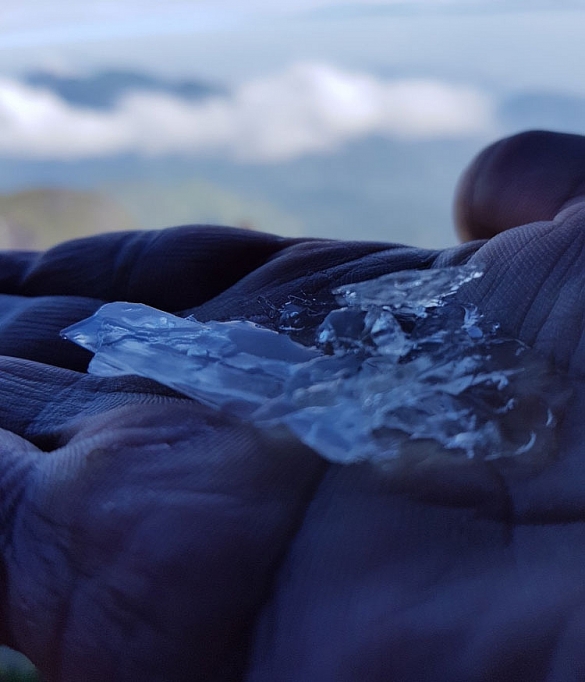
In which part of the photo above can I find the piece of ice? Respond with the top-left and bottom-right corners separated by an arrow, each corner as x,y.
63,304 -> 319,418
333,264 -> 483,315
62,265 -> 570,468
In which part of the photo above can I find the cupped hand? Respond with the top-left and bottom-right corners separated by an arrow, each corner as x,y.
2,131 -> 585,682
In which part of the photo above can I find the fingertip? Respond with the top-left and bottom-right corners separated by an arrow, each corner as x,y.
454,130 -> 585,242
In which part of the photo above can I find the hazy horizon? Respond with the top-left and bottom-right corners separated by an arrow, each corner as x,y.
0,1 -> 583,248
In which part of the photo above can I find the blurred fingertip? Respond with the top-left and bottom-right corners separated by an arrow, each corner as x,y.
454,130 -> 585,242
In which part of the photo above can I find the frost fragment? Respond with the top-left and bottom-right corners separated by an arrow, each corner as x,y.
333,264 -> 483,314
62,265 -> 570,468
63,304 -> 319,417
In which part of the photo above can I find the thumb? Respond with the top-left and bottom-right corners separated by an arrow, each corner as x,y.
455,130 -> 585,241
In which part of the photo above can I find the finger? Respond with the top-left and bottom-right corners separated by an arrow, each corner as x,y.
0,226 -> 302,312
0,294 -> 99,370
454,130 -> 585,241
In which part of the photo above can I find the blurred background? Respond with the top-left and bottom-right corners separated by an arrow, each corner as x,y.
1,1 -> 585,251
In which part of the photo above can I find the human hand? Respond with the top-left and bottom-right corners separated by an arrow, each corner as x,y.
1,131 -> 585,681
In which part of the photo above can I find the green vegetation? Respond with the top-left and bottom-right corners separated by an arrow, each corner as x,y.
104,177 -> 304,237
0,178 -> 303,251
0,188 -> 139,250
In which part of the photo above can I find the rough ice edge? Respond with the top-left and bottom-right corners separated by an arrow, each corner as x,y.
62,265 -> 569,466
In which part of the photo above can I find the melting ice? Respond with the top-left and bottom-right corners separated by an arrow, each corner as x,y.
62,265 -> 569,466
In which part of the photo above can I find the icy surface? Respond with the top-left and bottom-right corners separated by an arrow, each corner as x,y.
62,265 -> 569,466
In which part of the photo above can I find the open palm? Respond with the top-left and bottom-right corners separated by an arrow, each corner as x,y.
1,131 -> 585,682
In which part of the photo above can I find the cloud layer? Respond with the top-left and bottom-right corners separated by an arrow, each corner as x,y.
0,63 -> 495,162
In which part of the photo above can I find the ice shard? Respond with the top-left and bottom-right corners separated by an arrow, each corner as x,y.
62,265 -> 570,467
63,303 -> 319,418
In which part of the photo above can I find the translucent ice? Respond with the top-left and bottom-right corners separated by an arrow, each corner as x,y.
62,265 -> 570,467
63,303 -> 319,418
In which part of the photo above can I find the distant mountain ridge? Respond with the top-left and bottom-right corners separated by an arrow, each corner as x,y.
6,69 -> 585,247
24,70 -> 225,109
0,187 -> 139,249
0,135 -> 483,247
499,91 -> 585,135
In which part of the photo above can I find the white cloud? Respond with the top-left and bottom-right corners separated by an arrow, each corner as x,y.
0,63 -> 495,162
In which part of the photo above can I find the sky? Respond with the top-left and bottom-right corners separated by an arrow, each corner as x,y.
2,1 -> 585,89
0,1 -> 584,162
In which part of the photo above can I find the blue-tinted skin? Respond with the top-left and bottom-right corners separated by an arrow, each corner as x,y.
0,130 -> 585,681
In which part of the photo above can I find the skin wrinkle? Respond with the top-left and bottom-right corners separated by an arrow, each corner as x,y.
241,458 -> 329,676
123,229 -> 187,304
533,238 -> 585,370
210,245 -> 440,339
0,443 -> 36,551
129,227 -> 298,311
0,252 -> 40,296
0,363 -> 86,441
433,241 -> 482,268
62,508 -> 170,680
0,293 -> 39,325
12,369 -> 187,449
348,249 -> 438,283
187,244 -> 440,326
485,217 -> 585,373
0,389 -> 66,444
0,300 -> 99,372
111,232 -> 154,303
45,399 -> 192,455
466,225 -> 552,336
19,243 -> 99,299
554,217 -> 585,371
259,241 -> 405,287
9,496 -> 74,678
24,453 -> 160,677
59,412 -> 206,455
12,227 -> 293,308
516,235 -> 563,345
